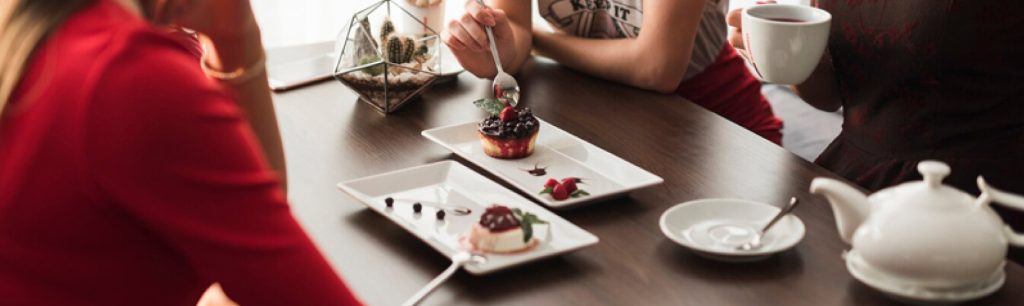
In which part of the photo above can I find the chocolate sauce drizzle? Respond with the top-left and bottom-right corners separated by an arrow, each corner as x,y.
523,163 -> 547,176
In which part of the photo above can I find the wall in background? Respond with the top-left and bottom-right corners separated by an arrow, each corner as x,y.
252,0 -> 810,48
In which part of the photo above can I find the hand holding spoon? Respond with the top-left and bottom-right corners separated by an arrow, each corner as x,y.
472,0 -> 520,106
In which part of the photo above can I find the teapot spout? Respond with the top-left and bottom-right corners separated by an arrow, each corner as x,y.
810,178 -> 870,245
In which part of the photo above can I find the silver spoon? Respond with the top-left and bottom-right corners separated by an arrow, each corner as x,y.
473,0 -> 520,106
401,251 -> 487,306
737,197 -> 800,251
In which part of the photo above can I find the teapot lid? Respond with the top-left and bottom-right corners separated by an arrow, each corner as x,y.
919,160 -> 950,189
880,160 -> 976,209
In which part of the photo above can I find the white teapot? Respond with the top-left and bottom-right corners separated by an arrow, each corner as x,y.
809,160 -> 1024,290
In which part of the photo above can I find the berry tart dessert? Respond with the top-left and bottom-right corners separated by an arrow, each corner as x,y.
475,98 -> 540,159
465,205 -> 547,254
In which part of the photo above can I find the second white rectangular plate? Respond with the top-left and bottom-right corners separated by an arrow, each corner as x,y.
337,161 -> 599,275
422,118 -> 663,208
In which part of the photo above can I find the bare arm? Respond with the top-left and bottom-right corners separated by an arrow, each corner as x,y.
203,32 -> 288,191
444,0 -> 532,77
531,0 -> 706,93
177,1 -> 288,191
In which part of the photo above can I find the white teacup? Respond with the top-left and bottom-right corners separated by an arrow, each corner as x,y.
741,4 -> 831,85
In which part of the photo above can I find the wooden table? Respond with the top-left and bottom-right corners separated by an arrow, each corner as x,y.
269,43 -> 1024,305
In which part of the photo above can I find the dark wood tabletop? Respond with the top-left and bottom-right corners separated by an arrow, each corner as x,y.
269,43 -> 1024,306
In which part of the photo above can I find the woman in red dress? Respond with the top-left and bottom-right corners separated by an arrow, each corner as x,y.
0,0 -> 362,304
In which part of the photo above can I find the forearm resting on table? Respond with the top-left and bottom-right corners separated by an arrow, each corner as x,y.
503,22 -> 533,75
532,31 -> 689,94
203,34 -> 288,192
791,51 -> 842,112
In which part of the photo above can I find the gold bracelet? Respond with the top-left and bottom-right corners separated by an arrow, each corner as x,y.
200,49 -> 266,85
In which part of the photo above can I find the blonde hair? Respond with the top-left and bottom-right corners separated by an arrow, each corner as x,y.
0,0 -> 92,117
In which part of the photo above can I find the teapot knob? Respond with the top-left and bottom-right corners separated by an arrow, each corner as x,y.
918,160 -> 950,188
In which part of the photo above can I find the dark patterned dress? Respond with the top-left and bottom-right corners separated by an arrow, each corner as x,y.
815,0 -> 1024,260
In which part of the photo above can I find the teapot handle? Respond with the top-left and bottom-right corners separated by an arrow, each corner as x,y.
977,177 -> 1024,211
1003,226 -> 1024,247
977,177 -> 1024,247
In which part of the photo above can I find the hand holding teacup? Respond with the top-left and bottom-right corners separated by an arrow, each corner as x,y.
727,3 -> 831,85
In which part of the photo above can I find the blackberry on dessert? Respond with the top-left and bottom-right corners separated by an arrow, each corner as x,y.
478,107 -> 539,139
478,205 -> 520,231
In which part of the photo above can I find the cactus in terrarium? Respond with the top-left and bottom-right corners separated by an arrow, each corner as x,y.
401,37 -> 416,63
362,14 -> 432,75
382,34 -> 422,64
385,36 -> 404,63
379,17 -> 395,47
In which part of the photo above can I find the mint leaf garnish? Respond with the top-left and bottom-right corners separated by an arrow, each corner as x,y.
473,98 -> 505,116
538,187 -> 553,195
570,190 -> 590,198
521,221 -> 533,243
513,209 -> 547,242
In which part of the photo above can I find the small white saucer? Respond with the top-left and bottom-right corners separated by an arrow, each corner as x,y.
845,250 -> 1005,305
659,198 -> 805,262
435,44 -> 465,84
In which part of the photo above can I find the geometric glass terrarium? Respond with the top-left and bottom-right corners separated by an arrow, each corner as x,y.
334,0 -> 441,114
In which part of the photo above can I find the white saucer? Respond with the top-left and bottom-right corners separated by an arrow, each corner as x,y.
435,44 -> 464,83
845,250 -> 1005,305
659,198 -> 805,262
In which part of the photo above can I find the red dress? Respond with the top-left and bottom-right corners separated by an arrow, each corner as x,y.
675,44 -> 783,145
0,1 -> 362,305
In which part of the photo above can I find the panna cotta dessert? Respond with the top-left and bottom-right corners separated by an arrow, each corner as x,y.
466,205 -> 547,254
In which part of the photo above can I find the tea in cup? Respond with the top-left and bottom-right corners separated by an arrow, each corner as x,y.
740,4 -> 831,84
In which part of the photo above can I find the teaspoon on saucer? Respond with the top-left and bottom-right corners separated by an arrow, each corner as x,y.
737,197 -> 800,251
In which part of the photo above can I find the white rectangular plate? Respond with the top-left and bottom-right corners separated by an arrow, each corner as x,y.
337,161 -> 599,275
422,118 -> 664,208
